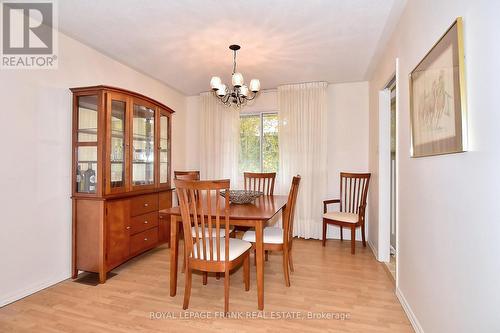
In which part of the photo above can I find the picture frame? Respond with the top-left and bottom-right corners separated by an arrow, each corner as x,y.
409,17 -> 467,158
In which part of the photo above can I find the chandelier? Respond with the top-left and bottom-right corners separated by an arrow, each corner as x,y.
210,44 -> 261,108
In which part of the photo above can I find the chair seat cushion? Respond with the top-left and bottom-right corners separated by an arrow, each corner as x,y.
242,227 -> 283,244
191,238 -> 251,261
323,211 -> 358,223
191,226 -> 234,238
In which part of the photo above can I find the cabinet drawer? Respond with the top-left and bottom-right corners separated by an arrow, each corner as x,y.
130,212 -> 158,235
130,194 -> 158,216
130,227 -> 158,255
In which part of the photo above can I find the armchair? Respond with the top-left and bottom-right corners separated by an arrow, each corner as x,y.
322,172 -> 370,254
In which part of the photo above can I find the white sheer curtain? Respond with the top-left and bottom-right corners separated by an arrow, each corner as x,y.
199,92 -> 240,185
278,82 -> 328,239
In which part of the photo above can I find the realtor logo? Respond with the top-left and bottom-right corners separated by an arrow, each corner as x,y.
1,0 -> 58,68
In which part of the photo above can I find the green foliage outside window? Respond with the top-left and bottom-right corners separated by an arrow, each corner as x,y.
239,113 -> 279,173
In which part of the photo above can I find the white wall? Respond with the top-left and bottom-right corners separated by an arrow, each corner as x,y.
0,32 -> 187,306
185,82 -> 369,241
368,0 -> 500,332
325,82 -> 369,241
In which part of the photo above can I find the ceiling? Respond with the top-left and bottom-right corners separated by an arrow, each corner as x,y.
58,0 -> 403,96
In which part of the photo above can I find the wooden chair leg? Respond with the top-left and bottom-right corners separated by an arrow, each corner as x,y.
182,248 -> 186,273
361,224 -> 366,247
202,272 -> 208,285
283,249 -> 291,287
224,269 -> 230,315
288,248 -> 294,272
351,226 -> 356,255
340,226 -> 343,241
181,230 -> 186,273
254,248 -> 257,266
265,250 -> 269,261
216,273 -> 220,280
183,268 -> 192,310
243,253 -> 250,291
182,245 -> 187,273
322,220 -> 327,246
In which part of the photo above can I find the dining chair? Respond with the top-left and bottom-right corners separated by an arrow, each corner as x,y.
239,172 -> 277,260
174,170 -> 228,282
174,171 -> 200,275
174,170 -> 200,181
322,172 -> 371,254
243,172 -> 276,195
175,178 -> 251,313
174,171 -> 200,204
242,175 -> 301,287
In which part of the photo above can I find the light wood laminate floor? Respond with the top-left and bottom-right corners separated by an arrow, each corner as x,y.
0,239 -> 413,332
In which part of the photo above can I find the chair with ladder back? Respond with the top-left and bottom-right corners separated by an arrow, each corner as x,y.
243,175 -> 301,286
175,178 -> 251,313
322,172 -> 370,254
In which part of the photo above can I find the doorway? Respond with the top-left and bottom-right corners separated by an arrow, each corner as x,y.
377,59 -> 399,285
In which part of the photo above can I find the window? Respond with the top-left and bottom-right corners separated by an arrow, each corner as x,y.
239,113 -> 279,173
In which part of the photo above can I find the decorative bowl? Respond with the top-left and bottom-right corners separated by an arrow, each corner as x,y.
220,190 -> 263,204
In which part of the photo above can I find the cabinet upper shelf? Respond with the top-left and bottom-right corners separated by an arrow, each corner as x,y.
78,127 -> 162,143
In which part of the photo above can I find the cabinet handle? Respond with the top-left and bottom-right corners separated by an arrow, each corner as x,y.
144,238 -> 148,241
126,226 -> 131,230
144,203 -> 149,207
144,221 -> 148,224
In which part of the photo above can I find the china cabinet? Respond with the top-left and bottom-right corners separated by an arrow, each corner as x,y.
70,85 -> 174,283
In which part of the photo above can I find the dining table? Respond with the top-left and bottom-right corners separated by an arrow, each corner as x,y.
159,194 -> 288,310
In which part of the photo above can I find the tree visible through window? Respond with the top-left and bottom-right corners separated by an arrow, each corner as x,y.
239,113 -> 279,173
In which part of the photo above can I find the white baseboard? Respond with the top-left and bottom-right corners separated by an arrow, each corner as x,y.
0,273 -> 69,307
368,240 -> 379,260
396,287 -> 424,333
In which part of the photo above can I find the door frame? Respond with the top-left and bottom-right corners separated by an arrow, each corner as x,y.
378,58 -> 400,286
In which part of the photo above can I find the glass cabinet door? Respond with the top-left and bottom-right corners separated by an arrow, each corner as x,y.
132,101 -> 155,188
158,110 -> 170,187
106,94 -> 128,193
75,95 -> 99,194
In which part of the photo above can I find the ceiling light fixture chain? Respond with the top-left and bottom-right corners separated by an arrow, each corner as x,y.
232,47 -> 237,74
210,44 -> 261,109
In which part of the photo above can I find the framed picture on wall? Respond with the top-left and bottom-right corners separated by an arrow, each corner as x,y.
409,17 -> 467,157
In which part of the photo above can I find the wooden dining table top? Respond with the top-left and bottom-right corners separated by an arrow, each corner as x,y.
159,194 -> 288,220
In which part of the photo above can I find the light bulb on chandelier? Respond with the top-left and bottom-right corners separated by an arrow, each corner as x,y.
209,44 -> 260,108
